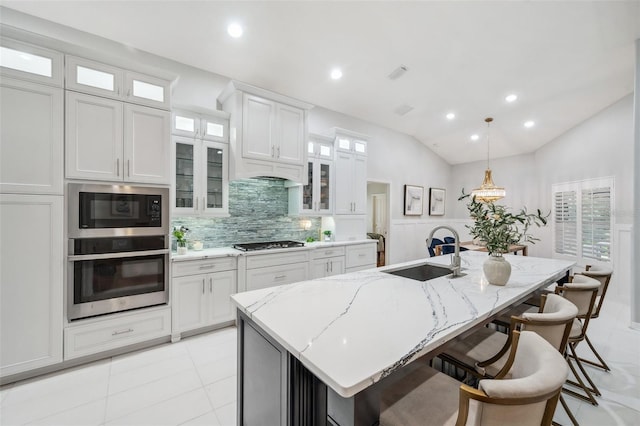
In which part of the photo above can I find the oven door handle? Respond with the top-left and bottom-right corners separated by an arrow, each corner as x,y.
68,249 -> 169,261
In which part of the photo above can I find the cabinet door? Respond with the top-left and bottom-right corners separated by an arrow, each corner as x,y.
242,94 -> 274,161
201,115 -> 228,142
1,194 -> 63,377
172,136 -> 198,215
245,263 -> 308,292
124,71 -> 170,109
172,110 -> 200,138
1,78 -> 63,194
311,258 -> 330,279
209,270 -> 237,324
172,275 -> 208,333
275,104 -> 304,165
66,91 -> 123,181
353,155 -> 367,214
124,104 -> 171,184
326,256 -> 346,276
334,151 -> 353,214
66,56 -> 123,99
202,141 -> 229,215
317,160 -> 333,214
301,161 -> 314,213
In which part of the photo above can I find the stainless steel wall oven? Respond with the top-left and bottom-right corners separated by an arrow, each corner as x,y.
67,184 -> 169,320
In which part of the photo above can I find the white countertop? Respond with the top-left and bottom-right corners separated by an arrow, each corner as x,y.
231,251 -> 575,398
171,239 -> 376,261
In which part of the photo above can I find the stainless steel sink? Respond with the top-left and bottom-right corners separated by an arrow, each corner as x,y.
383,262 -> 462,281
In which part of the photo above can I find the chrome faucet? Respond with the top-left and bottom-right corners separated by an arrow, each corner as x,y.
426,225 -> 462,277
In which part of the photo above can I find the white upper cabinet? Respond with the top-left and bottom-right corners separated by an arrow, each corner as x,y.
289,133 -> 334,216
218,80 -> 313,184
66,56 -> 171,110
332,129 -> 368,215
172,109 -> 229,216
172,110 -> 228,142
0,77 -> 63,195
0,38 -> 63,87
66,91 -> 170,184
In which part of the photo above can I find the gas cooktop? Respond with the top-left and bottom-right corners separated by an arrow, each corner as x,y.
232,240 -> 305,252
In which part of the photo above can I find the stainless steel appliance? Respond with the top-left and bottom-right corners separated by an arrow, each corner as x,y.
68,183 -> 169,238
232,240 -> 305,251
67,183 -> 170,320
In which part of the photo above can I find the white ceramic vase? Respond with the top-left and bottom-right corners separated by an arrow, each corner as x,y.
177,245 -> 188,255
483,254 -> 511,286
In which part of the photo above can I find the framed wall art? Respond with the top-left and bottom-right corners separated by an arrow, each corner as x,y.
429,188 -> 446,216
404,185 -> 423,216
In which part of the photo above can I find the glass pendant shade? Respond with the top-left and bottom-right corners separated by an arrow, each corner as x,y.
472,117 -> 505,203
472,169 -> 506,202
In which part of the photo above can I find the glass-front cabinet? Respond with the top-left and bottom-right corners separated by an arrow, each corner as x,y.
294,134 -> 334,215
172,109 -> 229,217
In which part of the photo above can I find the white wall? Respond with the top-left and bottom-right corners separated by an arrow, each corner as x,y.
632,39 -> 639,328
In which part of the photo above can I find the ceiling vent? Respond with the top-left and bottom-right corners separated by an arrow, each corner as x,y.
388,65 -> 409,80
394,104 -> 414,116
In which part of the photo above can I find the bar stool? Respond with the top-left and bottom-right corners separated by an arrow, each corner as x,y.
380,331 -> 568,426
574,265 -> 613,371
554,275 -> 601,405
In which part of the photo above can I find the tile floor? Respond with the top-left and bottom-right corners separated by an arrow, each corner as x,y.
1,299 -> 639,426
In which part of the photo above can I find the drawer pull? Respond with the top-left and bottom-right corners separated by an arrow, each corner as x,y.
274,275 -> 286,280
112,328 -> 133,336
358,253 -> 366,257
199,265 -> 216,270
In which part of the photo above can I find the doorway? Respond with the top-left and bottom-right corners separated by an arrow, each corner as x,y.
367,180 -> 391,266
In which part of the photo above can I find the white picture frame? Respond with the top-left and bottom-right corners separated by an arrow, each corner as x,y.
404,185 -> 424,216
429,187 -> 445,216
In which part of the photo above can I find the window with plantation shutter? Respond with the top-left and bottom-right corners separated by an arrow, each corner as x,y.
554,191 -> 577,256
552,178 -> 613,264
581,187 -> 611,261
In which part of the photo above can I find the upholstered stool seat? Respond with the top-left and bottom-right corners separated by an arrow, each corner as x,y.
380,331 -> 569,426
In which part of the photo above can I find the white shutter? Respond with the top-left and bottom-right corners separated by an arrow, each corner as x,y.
581,187 -> 611,261
554,190 -> 577,256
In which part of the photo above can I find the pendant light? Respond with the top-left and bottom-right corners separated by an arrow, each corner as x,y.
471,117 -> 506,203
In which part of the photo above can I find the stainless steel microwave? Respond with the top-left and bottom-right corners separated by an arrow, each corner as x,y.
68,183 -> 169,238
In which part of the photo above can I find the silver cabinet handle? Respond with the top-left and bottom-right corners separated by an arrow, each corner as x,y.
127,89 -> 131,97
330,261 -> 333,273
203,197 -> 206,211
326,262 -> 329,273
199,264 -> 215,270
209,277 -> 213,293
274,275 -> 286,280
271,146 -> 275,157
358,253 -> 366,257
112,328 -> 133,336
195,197 -> 199,210
277,146 -> 280,158
127,160 -> 131,177
116,158 -> 120,176
202,279 -> 205,294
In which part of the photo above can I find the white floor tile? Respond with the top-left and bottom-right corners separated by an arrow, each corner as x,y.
105,388 -> 212,426
105,369 -> 202,421
109,352 -> 196,395
110,342 -> 190,376
195,354 -> 237,385
26,398 -> 106,426
179,410 -> 221,426
205,375 -> 236,409
575,397 -> 640,425
214,402 -> 236,426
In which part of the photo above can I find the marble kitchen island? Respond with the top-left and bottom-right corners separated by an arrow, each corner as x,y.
231,251 -> 575,426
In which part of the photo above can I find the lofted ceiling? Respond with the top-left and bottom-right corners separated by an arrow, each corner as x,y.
2,1 -> 639,165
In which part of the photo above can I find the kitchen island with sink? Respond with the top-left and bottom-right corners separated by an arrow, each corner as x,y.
231,250 -> 575,426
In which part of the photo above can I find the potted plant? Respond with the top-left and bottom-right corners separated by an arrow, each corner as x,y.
459,191 -> 548,285
173,226 -> 189,255
323,230 -> 332,242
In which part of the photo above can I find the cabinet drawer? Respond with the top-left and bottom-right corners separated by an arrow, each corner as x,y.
245,250 -> 309,269
246,263 -> 308,291
173,256 -> 237,277
311,246 -> 345,260
345,244 -> 377,269
64,307 -> 171,360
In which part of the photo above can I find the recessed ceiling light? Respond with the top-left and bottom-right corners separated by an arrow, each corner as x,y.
470,134 -> 480,141
227,23 -> 243,38
446,112 -> 456,120
524,120 -> 535,128
505,94 -> 518,103
330,68 -> 343,80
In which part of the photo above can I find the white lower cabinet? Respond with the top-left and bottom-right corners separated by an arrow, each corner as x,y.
1,194 -> 63,377
171,257 -> 238,337
310,246 -> 346,279
64,307 -> 171,360
345,242 -> 377,273
244,250 -> 310,292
